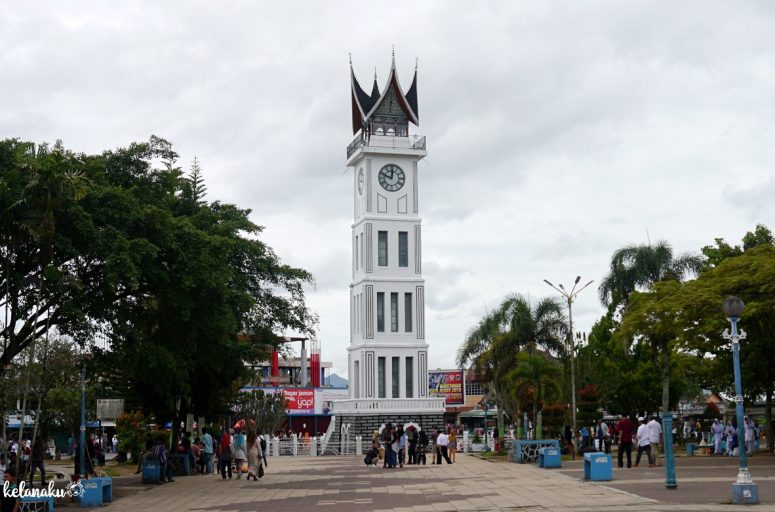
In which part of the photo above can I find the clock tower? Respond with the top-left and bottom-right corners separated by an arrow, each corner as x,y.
345,54 -> 432,404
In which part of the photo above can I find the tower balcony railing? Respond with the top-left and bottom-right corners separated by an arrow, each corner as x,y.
347,133 -> 426,158
332,397 -> 445,414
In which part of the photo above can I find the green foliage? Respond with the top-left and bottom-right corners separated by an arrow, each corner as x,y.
457,293 -> 565,423
577,384 -> 600,425
598,240 -> 702,308
1,137 -> 317,426
233,389 -> 288,435
116,410 -> 148,457
507,352 -> 562,422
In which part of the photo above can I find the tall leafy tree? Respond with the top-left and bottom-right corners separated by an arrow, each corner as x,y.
599,240 -> 702,309
457,294 -> 565,434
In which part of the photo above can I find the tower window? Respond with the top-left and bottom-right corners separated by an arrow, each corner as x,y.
406,357 -> 414,398
378,357 -> 386,398
398,231 -> 408,267
378,231 -> 388,266
392,356 -> 400,398
404,292 -> 412,332
391,293 -> 399,332
377,292 -> 385,332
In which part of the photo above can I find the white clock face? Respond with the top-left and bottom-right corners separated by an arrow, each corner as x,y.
357,168 -> 365,195
378,164 -> 405,192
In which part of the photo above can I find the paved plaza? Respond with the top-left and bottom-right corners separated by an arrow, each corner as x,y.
76,453 -> 775,512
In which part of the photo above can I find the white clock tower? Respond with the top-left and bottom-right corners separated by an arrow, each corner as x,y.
345,55 -> 431,403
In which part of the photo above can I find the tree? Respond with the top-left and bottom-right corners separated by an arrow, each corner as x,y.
188,156 -> 207,204
1,137 -> 317,434
600,241 -> 701,414
677,244 -> 775,450
234,390 -> 288,436
507,352 -> 561,427
599,240 -> 702,308
457,294 -> 565,435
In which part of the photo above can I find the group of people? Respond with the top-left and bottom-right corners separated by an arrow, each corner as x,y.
710,416 -> 761,456
364,424 -> 456,468
138,427 -> 268,484
0,436 -> 48,488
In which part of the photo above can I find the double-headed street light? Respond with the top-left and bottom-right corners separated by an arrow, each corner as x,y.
722,296 -> 759,504
544,276 -> 593,458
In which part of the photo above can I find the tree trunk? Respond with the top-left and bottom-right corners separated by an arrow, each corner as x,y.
766,388 -> 773,452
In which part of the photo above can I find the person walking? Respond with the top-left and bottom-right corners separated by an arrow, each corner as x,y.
245,430 -> 263,481
28,437 -> 46,487
407,428 -> 417,465
397,426 -> 407,468
744,416 -> 756,456
647,415 -> 662,466
595,419 -> 609,453
201,428 -> 214,475
712,419 -> 724,455
635,417 -> 653,467
430,428 -> 439,464
448,428 -> 457,463
616,414 -> 634,468
417,429 -> 428,465
218,430 -> 232,480
231,429 -> 247,480
382,424 -> 392,468
436,430 -> 453,464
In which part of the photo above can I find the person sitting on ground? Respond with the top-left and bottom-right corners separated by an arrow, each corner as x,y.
364,443 -> 380,467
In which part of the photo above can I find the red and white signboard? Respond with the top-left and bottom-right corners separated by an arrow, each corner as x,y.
282,388 -> 315,415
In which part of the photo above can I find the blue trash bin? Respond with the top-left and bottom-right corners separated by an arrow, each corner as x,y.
142,459 -> 161,484
92,476 -> 113,502
584,452 -> 612,481
686,443 -> 696,456
539,446 -> 562,468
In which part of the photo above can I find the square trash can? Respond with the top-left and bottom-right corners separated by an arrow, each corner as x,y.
538,446 -> 562,468
142,459 -> 161,484
584,452 -> 612,481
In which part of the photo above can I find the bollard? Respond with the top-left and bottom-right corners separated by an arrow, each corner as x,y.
273,437 -> 280,457
355,436 -> 363,455
310,436 -> 317,456
292,434 -> 298,456
463,431 -> 469,453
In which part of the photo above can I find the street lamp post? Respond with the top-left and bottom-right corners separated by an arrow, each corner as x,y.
544,276 -> 593,459
79,366 -> 86,478
722,296 -> 759,505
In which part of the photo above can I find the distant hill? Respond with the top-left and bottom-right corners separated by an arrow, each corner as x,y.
328,373 -> 348,388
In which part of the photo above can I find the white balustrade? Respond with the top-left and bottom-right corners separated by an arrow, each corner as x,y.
332,398 -> 445,414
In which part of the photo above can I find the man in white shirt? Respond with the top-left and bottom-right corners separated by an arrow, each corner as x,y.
435,430 -> 453,464
635,417 -> 654,467
647,415 -> 663,467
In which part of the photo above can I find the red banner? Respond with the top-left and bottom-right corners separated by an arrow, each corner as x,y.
428,370 -> 464,405
282,388 -> 315,414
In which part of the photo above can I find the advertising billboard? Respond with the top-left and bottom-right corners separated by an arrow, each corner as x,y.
428,370 -> 465,405
282,388 -> 315,415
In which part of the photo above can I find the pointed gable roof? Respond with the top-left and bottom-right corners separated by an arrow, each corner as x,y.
350,55 -> 420,134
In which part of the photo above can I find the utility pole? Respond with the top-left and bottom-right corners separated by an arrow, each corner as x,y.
544,276 -> 593,459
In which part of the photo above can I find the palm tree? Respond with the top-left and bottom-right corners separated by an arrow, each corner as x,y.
598,240 -> 702,309
457,294 -> 566,436
508,352 -> 562,434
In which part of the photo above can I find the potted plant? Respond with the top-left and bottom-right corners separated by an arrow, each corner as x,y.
470,431 -> 485,452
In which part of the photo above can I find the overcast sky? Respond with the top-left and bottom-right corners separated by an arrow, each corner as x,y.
3,2 -> 775,377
